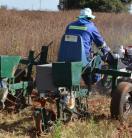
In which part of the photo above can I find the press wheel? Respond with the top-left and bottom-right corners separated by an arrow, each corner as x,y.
110,82 -> 132,121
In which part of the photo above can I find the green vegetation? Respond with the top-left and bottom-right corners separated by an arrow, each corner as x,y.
83,0 -> 125,12
52,120 -> 62,138
65,0 -> 132,12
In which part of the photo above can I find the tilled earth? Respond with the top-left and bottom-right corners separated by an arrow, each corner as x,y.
0,91 -> 131,138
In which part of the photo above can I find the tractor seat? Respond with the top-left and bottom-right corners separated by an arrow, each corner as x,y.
57,34 -> 88,66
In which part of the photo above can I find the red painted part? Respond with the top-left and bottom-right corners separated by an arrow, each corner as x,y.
127,46 -> 132,48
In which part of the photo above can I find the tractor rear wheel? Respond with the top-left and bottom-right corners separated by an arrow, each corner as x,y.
110,82 -> 132,121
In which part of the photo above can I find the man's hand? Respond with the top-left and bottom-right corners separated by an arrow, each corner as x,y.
102,52 -> 116,66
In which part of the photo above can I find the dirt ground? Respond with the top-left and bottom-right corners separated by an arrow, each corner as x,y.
0,85 -> 131,138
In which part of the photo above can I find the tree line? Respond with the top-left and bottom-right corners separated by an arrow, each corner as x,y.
61,0 -> 132,12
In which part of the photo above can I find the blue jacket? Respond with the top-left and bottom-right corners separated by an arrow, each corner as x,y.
65,18 -> 109,57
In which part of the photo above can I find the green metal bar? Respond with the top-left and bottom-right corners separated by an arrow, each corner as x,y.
90,67 -> 131,91
85,68 -> 131,77
76,88 -> 88,98
8,81 -> 28,96
9,81 -> 28,90
71,85 -> 88,98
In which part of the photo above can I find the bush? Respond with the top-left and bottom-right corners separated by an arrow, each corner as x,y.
65,0 -> 128,12
66,0 -> 80,9
83,0 -> 126,12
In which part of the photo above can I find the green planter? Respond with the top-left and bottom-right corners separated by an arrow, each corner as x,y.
52,62 -> 82,87
0,55 -> 21,78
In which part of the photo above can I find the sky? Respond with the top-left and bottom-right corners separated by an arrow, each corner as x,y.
0,0 -> 59,11
130,4 -> 132,14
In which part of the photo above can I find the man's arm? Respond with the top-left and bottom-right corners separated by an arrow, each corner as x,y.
91,25 -> 110,55
91,25 -> 115,65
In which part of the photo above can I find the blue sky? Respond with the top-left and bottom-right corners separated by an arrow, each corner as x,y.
0,0 -> 59,11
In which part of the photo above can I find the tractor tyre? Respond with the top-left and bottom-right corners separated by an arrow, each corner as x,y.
110,82 -> 132,121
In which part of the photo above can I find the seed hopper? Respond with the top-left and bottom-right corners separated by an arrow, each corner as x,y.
0,43 -> 52,112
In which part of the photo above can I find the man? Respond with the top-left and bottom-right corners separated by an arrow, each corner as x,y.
65,8 -> 110,60
65,8 -> 114,84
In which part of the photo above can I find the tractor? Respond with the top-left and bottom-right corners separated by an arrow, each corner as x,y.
0,34 -> 131,135
32,34 -> 132,134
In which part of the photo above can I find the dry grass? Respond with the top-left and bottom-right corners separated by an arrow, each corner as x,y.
0,95 -> 131,138
60,95 -> 131,138
0,107 -> 34,138
0,9 -> 132,61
